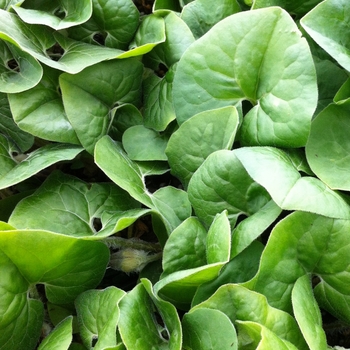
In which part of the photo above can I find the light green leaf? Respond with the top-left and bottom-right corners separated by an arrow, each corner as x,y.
234,146 -> 350,219
9,171 -> 139,236
236,321 -> 299,350
231,200 -> 281,258
245,211 -> 350,323
37,316 -> 73,350
252,0 -> 323,16
192,284 -> 307,349
123,125 -> 168,161
0,41 -> 42,93
306,101 -> 350,191
143,12 -> 195,131
206,211 -> 231,264
60,59 -> 142,154
0,11 -> 128,74
173,7 -> 317,147
193,241 -> 264,306
162,217 -> 207,277
182,308 -> 238,350
301,0 -> 350,71
8,65 -> 80,144
292,275 -> 328,350
0,143 -> 83,190
12,0 -> 92,30
75,287 -> 126,350
0,0 -> 23,10
124,15 -> 166,57
0,229 -> 109,348
0,93 -> 34,152
141,278 -> 182,350
74,0 -> 138,49
188,150 -> 271,228
166,106 -> 239,189
119,283 -> 173,350
181,0 -> 241,39
155,263 -> 225,310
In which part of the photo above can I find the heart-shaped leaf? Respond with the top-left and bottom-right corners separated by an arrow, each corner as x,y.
9,171 -> 139,236
173,7 -> 317,147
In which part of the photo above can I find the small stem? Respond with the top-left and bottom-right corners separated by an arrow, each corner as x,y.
104,236 -> 162,253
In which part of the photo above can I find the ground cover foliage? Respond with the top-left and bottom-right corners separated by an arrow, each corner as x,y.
0,0 -> 350,348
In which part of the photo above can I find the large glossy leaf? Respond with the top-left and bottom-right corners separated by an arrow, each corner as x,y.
143,12 -> 195,131
0,229 -> 109,349
0,143 -> 83,190
12,0 -> 92,30
181,0 -> 241,38
234,147 -> 350,219
8,65 -> 80,144
60,59 -> 142,154
75,287 -> 126,350
301,0 -> 350,71
192,284 -> 307,349
182,308 -> 238,350
0,10 -> 129,74
173,7 -> 317,147
67,0 -> 139,50
306,101 -> 350,191
9,171 -> 139,236
188,150 -> 271,228
166,106 -> 239,189
245,211 -> 350,322
0,41 -> 42,93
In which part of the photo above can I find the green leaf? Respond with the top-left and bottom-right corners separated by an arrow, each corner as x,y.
188,150 -> 271,228
231,200 -> 281,258
143,12 -> 195,131
0,41 -> 42,93
9,171 -> 139,236
182,308 -> 238,350
122,125 -> 168,161
60,59 -> 142,154
0,93 -> 34,151
141,278 -> 182,350
236,321 -> 299,350
37,316 -> 73,350
301,0 -> 350,71
193,241 -> 264,306
206,211 -> 231,264
292,275 -> 328,350
245,211 -> 350,322
0,143 -> 83,190
12,0 -> 92,30
181,0 -> 241,38
67,0 -> 139,50
0,133 -> 16,177
124,15 -> 166,57
234,146 -> 350,219
252,0 -> 323,16
118,283 -> 175,350
0,229 -> 109,348
8,65 -> 80,144
173,7 -> 317,147
306,101 -> 350,191
192,284 -> 307,349
0,11 -> 129,74
166,106 -> 239,188
75,287 -> 126,350
162,217 -> 207,277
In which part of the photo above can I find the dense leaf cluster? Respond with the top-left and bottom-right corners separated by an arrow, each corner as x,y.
1,0 -> 350,349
